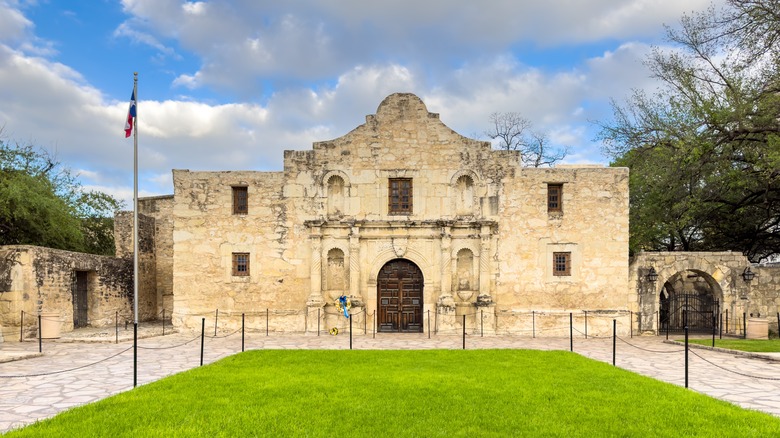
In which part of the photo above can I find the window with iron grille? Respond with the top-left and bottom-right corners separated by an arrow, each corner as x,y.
233,186 -> 248,215
389,178 -> 413,214
548,184 -> 563,213
553,252 -> 571,276
232,253 -> 250,276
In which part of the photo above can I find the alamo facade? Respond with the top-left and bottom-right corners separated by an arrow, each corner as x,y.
1,93 -> 776,341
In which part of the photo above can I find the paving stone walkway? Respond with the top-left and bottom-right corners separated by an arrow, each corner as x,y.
2,330 -> 780,433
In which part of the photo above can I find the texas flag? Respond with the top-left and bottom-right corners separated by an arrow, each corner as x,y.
124,90 -> 136,138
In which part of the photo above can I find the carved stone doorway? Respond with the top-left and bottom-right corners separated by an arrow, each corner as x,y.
377,259 -> 423,333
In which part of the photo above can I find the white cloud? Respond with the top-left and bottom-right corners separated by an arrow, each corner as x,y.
1,0 -> 721,200
0,1 -> 31,43
114,0 -> 714,96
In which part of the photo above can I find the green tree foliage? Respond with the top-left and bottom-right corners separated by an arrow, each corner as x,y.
0,133 -> 123,255
598,0 -> 780,262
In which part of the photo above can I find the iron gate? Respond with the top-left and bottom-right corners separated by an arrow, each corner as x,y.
660,293 -> 718,333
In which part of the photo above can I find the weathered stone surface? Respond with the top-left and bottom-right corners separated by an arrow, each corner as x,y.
166,93 -> 631,335
629,251 -> 780,335
0,246 -> 134,337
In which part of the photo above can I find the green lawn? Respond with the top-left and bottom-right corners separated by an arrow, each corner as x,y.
687,338 -> 780,352
5,350 -> 780,437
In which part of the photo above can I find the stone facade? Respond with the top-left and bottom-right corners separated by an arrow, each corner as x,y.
169,93 -> 631,335
0,245 -> 133,339
631,251 -> 778,335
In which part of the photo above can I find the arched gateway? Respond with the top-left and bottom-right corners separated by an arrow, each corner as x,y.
377,259 -> 424,333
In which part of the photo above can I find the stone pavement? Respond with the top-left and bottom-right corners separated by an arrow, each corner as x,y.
2,330 -> 780,433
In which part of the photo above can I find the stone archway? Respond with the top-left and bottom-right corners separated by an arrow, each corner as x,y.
631,251 -> 752,335
658,269 -> 721,333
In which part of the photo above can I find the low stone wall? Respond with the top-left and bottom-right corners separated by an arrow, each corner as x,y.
749,264 -> 780,335
0,245 -> 133,337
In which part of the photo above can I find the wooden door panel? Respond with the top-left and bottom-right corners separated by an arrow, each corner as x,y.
377,259 -> 423,333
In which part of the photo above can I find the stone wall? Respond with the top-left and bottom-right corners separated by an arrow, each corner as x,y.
631,251 -> 756,335
114,211 -> 158,321
139,196 -> 175,318
750,264 -> 780,334
0,245 -> 132,338
172,170 -> 298,330
497,165 -> 630,312
169,93 -> 631,335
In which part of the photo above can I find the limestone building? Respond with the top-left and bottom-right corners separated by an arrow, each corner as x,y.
154,93 -> 631,335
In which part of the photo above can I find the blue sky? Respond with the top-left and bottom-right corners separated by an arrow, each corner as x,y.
0,0 -> 715,207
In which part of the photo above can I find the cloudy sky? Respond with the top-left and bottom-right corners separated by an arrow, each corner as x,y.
0,0 -> 716,207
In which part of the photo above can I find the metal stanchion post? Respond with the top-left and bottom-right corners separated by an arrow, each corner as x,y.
133,322 -> 138,387
711,313 -> 716,347
612,319 -> 616,366
214,309 -> 219,336
428,310 -> 431,339
115,311 -> 118,344
20,310 -> 24,342
743,313 -> 747,339
162,309 -> 166,336
532,311 -> 536,338
38,314 -> 42,353
630,311 -> 633,338
318,308 -> 321,336
242,313 -> 245,352
666,316 -> 670,340
373,310 -> 376,339
481,309 -> 484,337
200,318 -> 205,366
462,314 -> 466,350
349,314 -> 353,350
267,308 -> 269,336
684,325 -> 689,388
569,313 -> 573,352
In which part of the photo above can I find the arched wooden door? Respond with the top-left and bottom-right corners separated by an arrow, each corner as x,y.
377,259 -> 423,333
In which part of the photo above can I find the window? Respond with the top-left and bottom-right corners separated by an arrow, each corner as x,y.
553,252 -> 571,276
548,184 -> 563,213
389,178 -> 413,214
232,253 -> 250,276
233,186 -> 248,215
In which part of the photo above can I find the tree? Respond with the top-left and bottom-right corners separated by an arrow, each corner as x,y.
485,112 -> 568,167
0,132 -> 123,255
598,0 -> 780,262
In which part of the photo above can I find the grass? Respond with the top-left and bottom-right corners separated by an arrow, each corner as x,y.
687,338 -> 780,352
5,350 -> 780,437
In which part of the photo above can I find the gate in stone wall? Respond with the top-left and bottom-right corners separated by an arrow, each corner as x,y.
660,293 -> 718,333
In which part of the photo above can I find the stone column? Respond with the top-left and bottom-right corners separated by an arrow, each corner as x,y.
438,226 -> 455,307
478,225 -> 492,302
477,225 -> 495,334
306,227 -> 325,333
349,226 -> 361,303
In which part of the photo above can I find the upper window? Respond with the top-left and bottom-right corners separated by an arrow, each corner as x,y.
389,178 -> 413,214
553,252 -> 571,276
232,253 -> 250,276
548,184 -> 563,213
233,186 -> 248,215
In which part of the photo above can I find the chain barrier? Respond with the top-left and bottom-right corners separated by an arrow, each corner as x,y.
207,329 -> 242,339
688,348 -> 780,381
0,345 -> 133,379
615,336 -> 685,354
136,335 -> 202,350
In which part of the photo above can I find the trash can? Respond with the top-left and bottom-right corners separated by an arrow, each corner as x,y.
747,318 -> 768,340
40,312 -> 61,339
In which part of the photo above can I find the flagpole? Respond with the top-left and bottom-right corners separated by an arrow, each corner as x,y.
133,71 -> 139,324
132,72 -> 139,388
